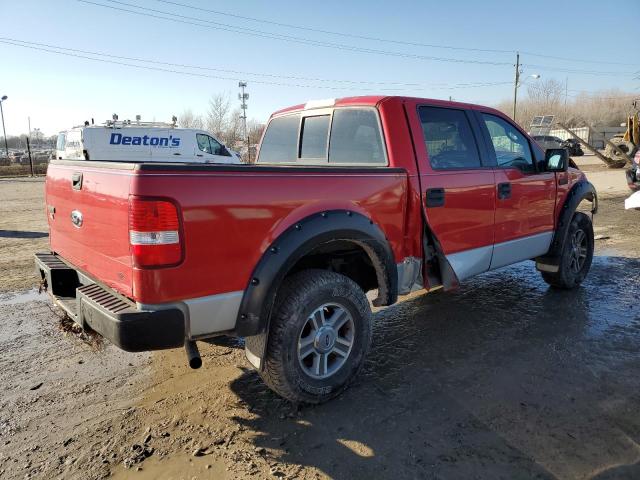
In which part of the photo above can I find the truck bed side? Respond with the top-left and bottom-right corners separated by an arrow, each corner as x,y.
130,164 -> 410,304
45,161 -> 411,307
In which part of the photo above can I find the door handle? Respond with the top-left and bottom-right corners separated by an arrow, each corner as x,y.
425,188 -> 445,207
497,182 -> 511,200
71,172 -> 83,191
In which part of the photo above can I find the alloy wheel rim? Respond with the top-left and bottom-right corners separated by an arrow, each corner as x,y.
569,229 -> 588,273
297,303 -> 355,380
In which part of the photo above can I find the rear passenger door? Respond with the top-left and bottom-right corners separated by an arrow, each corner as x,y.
474,112 -> 556,269
416,105 -> 496,281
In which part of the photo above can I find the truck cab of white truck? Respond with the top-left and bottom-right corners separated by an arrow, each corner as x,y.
56,117 -> 241,164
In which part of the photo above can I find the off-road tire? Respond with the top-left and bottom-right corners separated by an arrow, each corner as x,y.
604,137 -> 637,167
259,269 -> 372,404
541,212 -> 594,289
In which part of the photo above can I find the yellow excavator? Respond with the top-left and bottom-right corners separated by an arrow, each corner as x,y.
606,111 -> 639,168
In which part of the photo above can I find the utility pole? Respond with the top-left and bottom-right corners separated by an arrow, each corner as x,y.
238,81 -> 250,162
512,52 -> 520,122
0,95 -> 8,158
564,77 -> 568,121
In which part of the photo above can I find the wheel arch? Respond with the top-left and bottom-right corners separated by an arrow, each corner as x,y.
537,180 -> 597,267
235,210 -> 398,338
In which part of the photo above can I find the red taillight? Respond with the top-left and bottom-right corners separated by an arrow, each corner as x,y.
128,197 -> 182,268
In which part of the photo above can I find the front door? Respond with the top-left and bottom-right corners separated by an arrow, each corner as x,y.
196,133 -> 235,163
412,105 -> 496,282
475,111 -> 556,269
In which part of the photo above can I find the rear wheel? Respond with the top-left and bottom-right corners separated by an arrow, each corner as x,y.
541,212 -> 594,289
259,269 -> 372,404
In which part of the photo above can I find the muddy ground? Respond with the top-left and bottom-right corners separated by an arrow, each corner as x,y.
1,167 -> 639,480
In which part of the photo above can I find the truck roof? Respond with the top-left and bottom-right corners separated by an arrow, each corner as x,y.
271,95 -> 497,117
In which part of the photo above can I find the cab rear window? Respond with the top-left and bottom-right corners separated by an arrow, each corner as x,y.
258,114 -> 300,163
257,108 -> 386,165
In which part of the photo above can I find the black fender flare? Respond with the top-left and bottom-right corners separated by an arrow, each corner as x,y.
235,210 -> 397,338
539,180 -> 597,264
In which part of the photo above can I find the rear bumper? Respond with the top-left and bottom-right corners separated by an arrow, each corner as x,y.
35,252 -> 185,352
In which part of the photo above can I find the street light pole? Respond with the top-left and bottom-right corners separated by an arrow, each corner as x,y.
0,95 -> 8,158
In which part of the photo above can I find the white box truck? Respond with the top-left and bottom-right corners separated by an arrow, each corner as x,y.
56,117 -> 241,164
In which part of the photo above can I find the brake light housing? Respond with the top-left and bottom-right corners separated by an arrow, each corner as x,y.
128,197 -> 183,268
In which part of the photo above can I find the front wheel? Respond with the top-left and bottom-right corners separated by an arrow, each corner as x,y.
541,212 -> 594,289
259,269 -> 372,404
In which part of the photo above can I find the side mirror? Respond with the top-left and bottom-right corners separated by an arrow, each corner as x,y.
545,148 -> 569,172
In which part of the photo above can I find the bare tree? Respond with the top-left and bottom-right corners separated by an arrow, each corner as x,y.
495,81 -> 637,130
206,94 -> 231,140
178,109 -> 203,129
248,119 -> 265,146
526,78 -> 564,114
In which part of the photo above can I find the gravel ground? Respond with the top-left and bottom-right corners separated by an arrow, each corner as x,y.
0,172 -> 639,480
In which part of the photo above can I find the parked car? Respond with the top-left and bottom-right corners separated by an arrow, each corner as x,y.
561,138 -> 584,156
36,96 -> 597,404
532,135 -> 566,151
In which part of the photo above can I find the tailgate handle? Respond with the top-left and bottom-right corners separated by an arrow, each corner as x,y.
425,188 -> 445,207
71,172 -> 83,190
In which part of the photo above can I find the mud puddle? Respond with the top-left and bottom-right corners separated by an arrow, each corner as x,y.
0,289 -> 46,306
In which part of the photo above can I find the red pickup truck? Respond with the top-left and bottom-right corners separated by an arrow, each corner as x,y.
36,96 -> 597,403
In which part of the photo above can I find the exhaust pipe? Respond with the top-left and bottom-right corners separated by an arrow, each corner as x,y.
185,340 -> 202,369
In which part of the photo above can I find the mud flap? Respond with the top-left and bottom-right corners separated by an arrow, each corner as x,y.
535,258 -> 560,273
244,332 -> 267,370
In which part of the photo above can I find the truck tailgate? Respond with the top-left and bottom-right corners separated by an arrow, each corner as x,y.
46,162 -> 134,297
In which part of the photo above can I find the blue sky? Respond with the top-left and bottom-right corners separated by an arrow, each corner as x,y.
1,0 -> 638,136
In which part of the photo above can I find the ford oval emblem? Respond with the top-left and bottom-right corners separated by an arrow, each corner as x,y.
70,210 -> 83,228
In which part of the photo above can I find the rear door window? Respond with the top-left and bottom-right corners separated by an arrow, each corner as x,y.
328,109 -> 385,164
419,107 -> 482,169
258,114 -> 300,163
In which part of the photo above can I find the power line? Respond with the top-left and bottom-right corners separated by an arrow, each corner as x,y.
151,0 -> 514,55
0,37 -> 513,90
520,50 -> 636,67
0,38 -> 512,92
79,0 -> 637,78
151,0 -> 638,68
78,0 -> 513,66
524,63 -> 636,77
